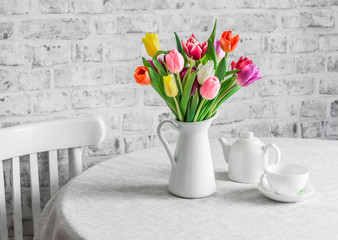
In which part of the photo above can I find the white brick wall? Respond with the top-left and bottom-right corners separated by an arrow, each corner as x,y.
1,0 -> 338,237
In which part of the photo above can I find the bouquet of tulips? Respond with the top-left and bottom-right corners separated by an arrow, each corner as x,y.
134,20 -> 262,122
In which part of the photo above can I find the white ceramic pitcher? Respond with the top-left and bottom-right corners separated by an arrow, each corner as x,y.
157,114 -> 218,199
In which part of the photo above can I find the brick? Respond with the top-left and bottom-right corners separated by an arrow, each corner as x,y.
282,11 -> 335,28
144,87 -> 167,106
113,60 -> 139,84
124,135 -> 156,153
95,17 -> 117,35
326,119 -> 338,136
261,36 -> 287,53
255,56 -> 295,75
116,15 -> 159,34
208,124 -> 238,140
33,44 -> 70,67
33,91 -> 69,114
238,121 -> 270,137
319,79 -> 338,94
0,93 -> 33,116
72,0 -> 103,13
320,34 -> 338,51
213,102 -> 250,124
88,137 -> 122,156
0,0 -> 30,14
71,88 -> 106,109
107,88 -> 137,107
287,77 -> 313,96
262,0 -> 294,8
197,0 -> 228,8
0,22 -> 13,40
71,43 -> 103,62
300,100 -> 326,117
39,0 -> 70,13
236,0 -> 261,8
258,78 -> 287,97
330,100 -> 338,117
332,0 -> 338,6
296,55 -> 325,73
301,121 -> 324,138
271,101 -> 299,118
249,101 -> 271,119
289,35 -> 318,53
0,44 -> 31,66
163,14 -> 214,33
123,112 -> 154,132
219,13 -> 277,33
328,55 -> 338,72
54,66 -> 113,87
227,83 -> 258,101
271,121 -> 298,137
103,0 -> 152,11
106,36 -> 140,61
295,0 -> 329,7
233,36 -> 261,57
20,19 -> 90,40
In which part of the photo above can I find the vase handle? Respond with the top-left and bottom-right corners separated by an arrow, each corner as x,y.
157,120 -> 179,169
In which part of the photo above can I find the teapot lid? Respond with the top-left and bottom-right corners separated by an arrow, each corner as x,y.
238,132 -> 261,144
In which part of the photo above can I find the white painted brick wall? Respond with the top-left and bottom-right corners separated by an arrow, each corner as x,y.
0,0 -> 338,237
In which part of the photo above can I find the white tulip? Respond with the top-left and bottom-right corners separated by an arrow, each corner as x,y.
197,61 -> 215,85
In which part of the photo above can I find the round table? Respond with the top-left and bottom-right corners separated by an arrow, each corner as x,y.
34,138 -> 338,240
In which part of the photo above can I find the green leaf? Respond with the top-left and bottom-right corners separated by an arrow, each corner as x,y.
224,69 -> 242,77
208,19 -> 217,43
212,85 -> 241,113
206,38 -> 217,70
152,56 -> 167,76
148,68 -> 178,117
186,92 -> 200,122
180,70 -> 198,115
174,32 -> 188,67
142,57 -> 155,70
215,56 -> 227,81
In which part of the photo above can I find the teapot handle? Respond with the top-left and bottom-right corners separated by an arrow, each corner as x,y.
263,143 -> 281,169
157,120 -> 179,169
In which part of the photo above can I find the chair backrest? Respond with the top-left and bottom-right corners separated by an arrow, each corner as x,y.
0,116 -> 106,240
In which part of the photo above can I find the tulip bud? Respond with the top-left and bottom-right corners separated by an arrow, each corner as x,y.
219,31 -> 240,53
236,64 -> 262,87
231,56 -> 252,71
134,66 -> 151,86
197,61 -> 215,85
200,76 -> 220,100
163,75 -> 178,97
142,33 -> 161,57
165,50 -> 184,74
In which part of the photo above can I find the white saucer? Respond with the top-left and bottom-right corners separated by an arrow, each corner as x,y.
257,179 -> 315,203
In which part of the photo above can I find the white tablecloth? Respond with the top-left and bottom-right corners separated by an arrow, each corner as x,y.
34,138 -> 338,240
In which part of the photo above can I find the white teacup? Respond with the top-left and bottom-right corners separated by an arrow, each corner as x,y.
260,164 -> 309,196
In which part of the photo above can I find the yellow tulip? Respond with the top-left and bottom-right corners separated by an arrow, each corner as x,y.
163,75 -> 178,97
142,33 -> 161,57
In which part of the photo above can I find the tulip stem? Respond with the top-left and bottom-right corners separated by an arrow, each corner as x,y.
207,84 -> 236,119
174,73 -> 183,95
173,97 -> 184,122
193,98 -> 206,122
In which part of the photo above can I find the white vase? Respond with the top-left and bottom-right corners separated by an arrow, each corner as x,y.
157,113 -> 218,199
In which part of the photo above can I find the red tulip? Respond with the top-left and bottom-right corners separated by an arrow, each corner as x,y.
165,50 -> 184,74
200,76 -> 220,100
134,66 -> 151,85
181,34 -> 208,60
219,31 -> 240,53
231,56 -> 252,71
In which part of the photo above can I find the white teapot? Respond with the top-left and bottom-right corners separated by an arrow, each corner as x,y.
219,132 -> 281,183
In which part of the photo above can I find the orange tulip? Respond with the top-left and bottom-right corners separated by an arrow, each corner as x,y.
134,66 -> 151,85
219,31 -> 240,53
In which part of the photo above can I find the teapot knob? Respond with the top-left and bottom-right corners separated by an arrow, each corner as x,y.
244,132 -> 254,138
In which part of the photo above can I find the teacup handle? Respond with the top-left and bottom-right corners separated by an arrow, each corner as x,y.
259,174 -> 275,193
263,143 -> 281,169
157,120 -> 179,169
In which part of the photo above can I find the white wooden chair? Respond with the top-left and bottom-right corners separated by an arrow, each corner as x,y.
0,116 -> 106,240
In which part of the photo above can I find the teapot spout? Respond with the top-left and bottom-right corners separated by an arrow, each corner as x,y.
219,138 -> 231,164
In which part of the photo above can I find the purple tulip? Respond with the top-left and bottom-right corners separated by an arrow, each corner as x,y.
236,64 -> 262,87
214,39 -> 225,62
180,67 -> 199,96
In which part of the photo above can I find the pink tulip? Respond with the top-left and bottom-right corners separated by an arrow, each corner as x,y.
237,63 -> 262,87
165,50 -> 184,74
200,76 -> 220,100
214,39 -> 225,62
181,34 -> 208,60
180,67 -> 199,96
231,57 -> 253,72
